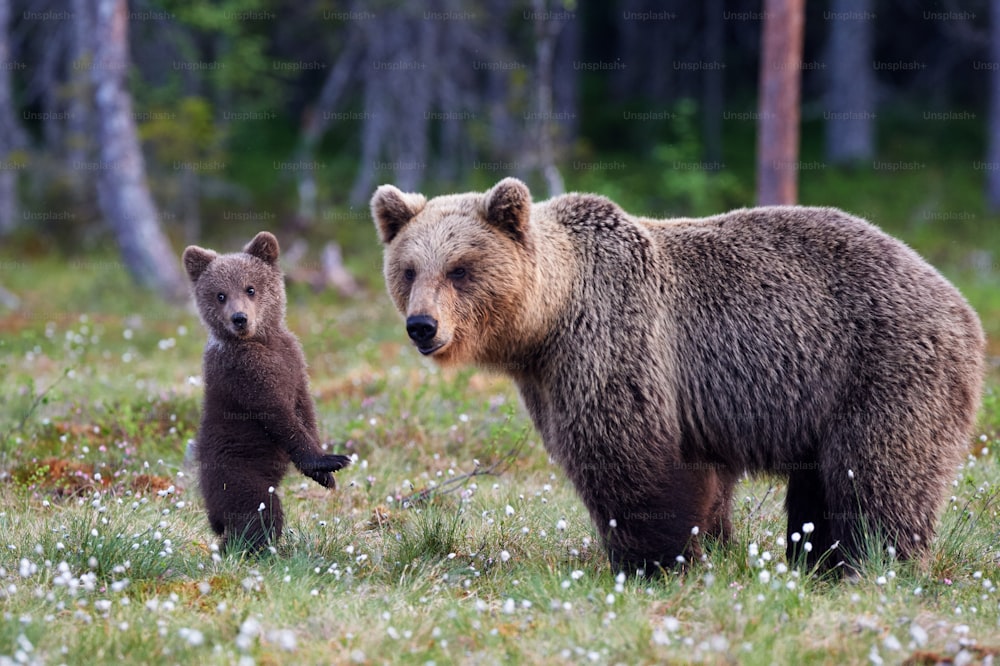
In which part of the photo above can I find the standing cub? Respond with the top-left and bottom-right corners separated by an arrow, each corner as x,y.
183,231 -> 350,552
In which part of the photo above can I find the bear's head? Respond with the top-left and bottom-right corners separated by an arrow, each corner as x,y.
371,177 -> 538,367
182,231 -> 286,342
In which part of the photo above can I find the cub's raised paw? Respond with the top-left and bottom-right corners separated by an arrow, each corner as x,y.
299,454 -> 352,488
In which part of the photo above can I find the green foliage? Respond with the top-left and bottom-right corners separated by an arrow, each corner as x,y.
155,0 -> 280,108
139,97 -> 225,166
651,101 -> 747,216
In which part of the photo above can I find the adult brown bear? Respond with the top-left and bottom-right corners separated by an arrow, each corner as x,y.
372,178 -> 984,576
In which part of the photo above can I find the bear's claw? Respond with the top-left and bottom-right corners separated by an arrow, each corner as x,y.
298,454 -> 352,488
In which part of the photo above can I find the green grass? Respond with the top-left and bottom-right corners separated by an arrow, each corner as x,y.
1,126 -> 1000,663
0,251 -> 997,665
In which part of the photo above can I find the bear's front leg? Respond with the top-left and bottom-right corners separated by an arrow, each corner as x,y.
594,467 -> 724,576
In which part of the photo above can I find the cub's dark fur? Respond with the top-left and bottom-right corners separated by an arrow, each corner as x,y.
183,231 -> 350,552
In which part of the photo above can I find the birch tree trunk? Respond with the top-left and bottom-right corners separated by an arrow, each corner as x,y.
0,0 -> 24,234
988,0 -> 1000,210
90,0 -> 186,300
67,0 -> 94,197
824,0 -> 875,164
532,0 -> 565,197
296,29 -> 360,224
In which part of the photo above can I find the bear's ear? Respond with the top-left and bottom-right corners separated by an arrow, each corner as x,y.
483,177 -> 532,245
182,246 -> 217,283
244,231 -> 280,266
371,185 -> 427,244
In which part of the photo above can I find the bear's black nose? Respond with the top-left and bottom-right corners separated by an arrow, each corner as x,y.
406,315 -> 437,345
231,312 -> 248,329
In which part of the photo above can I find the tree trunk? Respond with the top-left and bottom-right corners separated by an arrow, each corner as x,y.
348,8 -> 431,203
67,0 -> 94,198
532,0 -> 565,197
0,0 -> 24,235
824,0 -> 875,164
756,0 -> 805,206
553,9 -> 580,149
989,0 -> 1000,210
702,0 -> 725,165
90,0 -> 186,300
296,29 -> 360,223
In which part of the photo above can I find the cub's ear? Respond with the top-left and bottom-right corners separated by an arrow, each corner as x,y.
244,231 -> 280,266
483,177 -> 531,245
182,246 -> 217,283
371,185 -> 427,244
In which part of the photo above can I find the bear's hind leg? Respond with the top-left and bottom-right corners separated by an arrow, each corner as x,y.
819,395 -> 959,572
785,468 -> 837,571
704,469 -> 737,545
222,492 -> 285,554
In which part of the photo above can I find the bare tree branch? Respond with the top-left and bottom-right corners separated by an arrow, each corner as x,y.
398,443 -> 524,508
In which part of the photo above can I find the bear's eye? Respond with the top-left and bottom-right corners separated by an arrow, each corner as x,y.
217,293 -> 226,303
246,286 -> 255,296
447,267 -> 467,281
403,268 -> 416,282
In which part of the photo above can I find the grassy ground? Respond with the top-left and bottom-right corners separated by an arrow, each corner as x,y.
2,125 -> 1000,663
0,243 -> 998,665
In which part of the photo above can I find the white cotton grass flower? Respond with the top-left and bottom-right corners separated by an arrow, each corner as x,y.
269,629 -> 297,652
802,522 -> 815,534
236,617 -> 261,651
179,628 -> 205,647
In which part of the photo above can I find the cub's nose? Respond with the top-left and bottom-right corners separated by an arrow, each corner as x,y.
406,315 -> 437,345
231,312 -> 248,329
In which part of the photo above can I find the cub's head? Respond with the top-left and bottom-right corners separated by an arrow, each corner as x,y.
371,177 -> 536,366
182,231 -> 285,341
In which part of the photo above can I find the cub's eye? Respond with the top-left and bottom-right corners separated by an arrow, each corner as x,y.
447,267 -> 467,280
246,286 -> 255,296
403,268 -> 416,282
217,293 -> 226,303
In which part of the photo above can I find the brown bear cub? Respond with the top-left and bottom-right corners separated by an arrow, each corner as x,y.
372,178 -> 985,576
183,232 -> 351,553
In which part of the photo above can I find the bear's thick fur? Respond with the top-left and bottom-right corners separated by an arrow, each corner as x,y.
372,178 -> 984,575
183,232 -> 350,552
